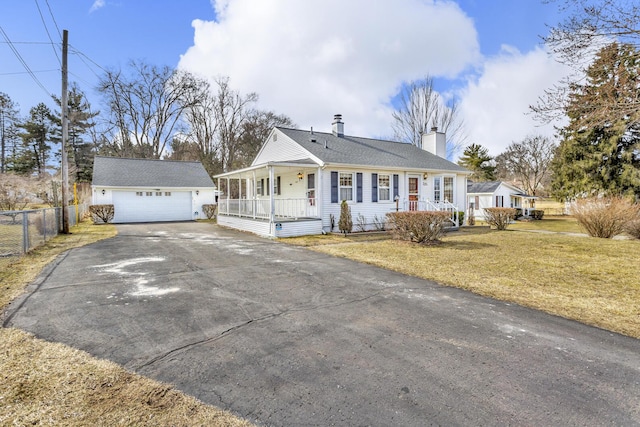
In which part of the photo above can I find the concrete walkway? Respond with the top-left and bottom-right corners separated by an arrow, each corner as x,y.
4,222 -> 640,426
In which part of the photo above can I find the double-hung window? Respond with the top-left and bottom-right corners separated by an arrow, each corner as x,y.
433,177 -> 441,202
378,174 -> 390,201
443,177 -> 453,202
339,172 -> 353,201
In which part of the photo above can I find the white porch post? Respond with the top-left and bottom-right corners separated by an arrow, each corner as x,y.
317,166 -> 323,221
269,165 -> 275,222
252,170 -> 257,219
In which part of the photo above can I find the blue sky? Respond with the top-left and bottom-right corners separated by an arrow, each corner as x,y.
1,0 -> 571,156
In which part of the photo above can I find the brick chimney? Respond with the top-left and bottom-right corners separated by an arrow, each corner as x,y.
332,114 -> 344,137
421,126 -> 446,158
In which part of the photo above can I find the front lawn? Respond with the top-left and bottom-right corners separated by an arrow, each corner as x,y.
284,227 -> 640,338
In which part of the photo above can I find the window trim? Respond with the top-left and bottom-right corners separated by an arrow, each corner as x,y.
339,171 -> 354,202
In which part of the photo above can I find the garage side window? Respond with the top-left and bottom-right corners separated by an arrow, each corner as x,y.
165,192 -> 171,196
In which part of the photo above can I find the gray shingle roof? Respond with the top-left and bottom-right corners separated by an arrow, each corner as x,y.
278,128 -> 469,172
467,181 -> 502,193
92,156 -> 214,188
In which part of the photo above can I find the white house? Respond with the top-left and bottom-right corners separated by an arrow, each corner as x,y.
214,114 -> 472,238
91,156 -> 216,223
467,181 -> 536,220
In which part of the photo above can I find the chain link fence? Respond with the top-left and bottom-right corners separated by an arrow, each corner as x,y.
0,208 -> 61,269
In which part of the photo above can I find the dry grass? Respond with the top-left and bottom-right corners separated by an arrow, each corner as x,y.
508,215 -> 584,234
1,221 -> 252,427
283,227 -> 640,338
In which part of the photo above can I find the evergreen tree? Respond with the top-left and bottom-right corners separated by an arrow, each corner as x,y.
457,143 -> 495,182
0,92 -> 21,173
52,84 -> 99,182
338,200 -> 353,235
552,43 -> 640,199
16,103 -> 57,177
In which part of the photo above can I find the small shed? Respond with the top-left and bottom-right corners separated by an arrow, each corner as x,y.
91,156 -> 216,223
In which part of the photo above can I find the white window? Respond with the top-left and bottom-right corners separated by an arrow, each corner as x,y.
339,172 -> 353,201
165,192 -> 171,196
156,192 -> 162,196
136,192 -> 143,196
433,177 -> 441,202
378,174 -> 390,201
443,177 -> 453,202
146,191 -> 153,196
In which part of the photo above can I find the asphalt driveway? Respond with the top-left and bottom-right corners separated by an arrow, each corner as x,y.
3,222 -> 640,426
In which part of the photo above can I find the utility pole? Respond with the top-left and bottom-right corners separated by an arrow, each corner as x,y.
61,29 -> 70,233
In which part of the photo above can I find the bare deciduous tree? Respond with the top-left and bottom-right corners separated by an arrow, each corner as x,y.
392,75 -> 466,159
97,60 -> 200,159
495,135 -> 556,197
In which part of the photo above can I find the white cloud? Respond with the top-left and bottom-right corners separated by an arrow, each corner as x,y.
459,45 -> 572,155
89,0 -> 105,13
179,0 -> 480,138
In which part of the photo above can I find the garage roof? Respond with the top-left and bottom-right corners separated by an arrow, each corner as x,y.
92,156 -> 215,188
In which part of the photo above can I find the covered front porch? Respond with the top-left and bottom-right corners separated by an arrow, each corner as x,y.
214,161 -> 322,238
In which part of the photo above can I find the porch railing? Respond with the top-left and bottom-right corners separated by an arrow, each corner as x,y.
406,200 -> 460,227
218,198 -> 318,220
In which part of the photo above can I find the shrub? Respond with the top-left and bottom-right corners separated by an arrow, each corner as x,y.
202,204 -> 217,220
483,207 -> 517,230
89,204 -> 115,224
571,197 -> 639,238
456,211 -> 465,225
530,209 -> 545,220
355,213 -> 367,232
514,208 -> 523,219
338,200 -> 352,235
386,211 -> 451,244
625,215 -> 640,239
372,214 -> 386,231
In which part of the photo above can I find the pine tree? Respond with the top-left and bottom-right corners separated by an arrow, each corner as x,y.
16,103 -> 56,177
457,143 -> 495,182
0,93 -> 22,173
52,84 -> 98,182
552,43 -> 640,199
338,200 -> 353,235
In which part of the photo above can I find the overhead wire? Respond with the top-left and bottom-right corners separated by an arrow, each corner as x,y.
44,0 -> 62,38
34,0 -> 61,65
0,25 -> 53,98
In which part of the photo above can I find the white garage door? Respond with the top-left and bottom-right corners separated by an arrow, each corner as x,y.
112,191 -> 192,223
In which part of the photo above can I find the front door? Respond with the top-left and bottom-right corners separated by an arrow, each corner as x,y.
408,176 -> 419,210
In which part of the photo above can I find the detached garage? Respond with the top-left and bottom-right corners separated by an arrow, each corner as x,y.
91,156 -> 216,223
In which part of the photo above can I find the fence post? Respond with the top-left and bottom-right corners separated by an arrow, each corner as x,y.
43,209 -> 47,243
22,211 -> 29,254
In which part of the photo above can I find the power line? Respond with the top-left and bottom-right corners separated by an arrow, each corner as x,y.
0,25 -> 53,98
70,45 -> 108,74
44,0 -> 62,38
0,69 -> 58,76
34,0 -> 61,65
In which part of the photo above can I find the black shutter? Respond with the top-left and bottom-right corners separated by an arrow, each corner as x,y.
331,171 -> 338,203
356,173 -> 363,203
393,174 -> 399,199
371,173 -> 378,203
267,178 -> 270,196
277,176 -> 281,195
